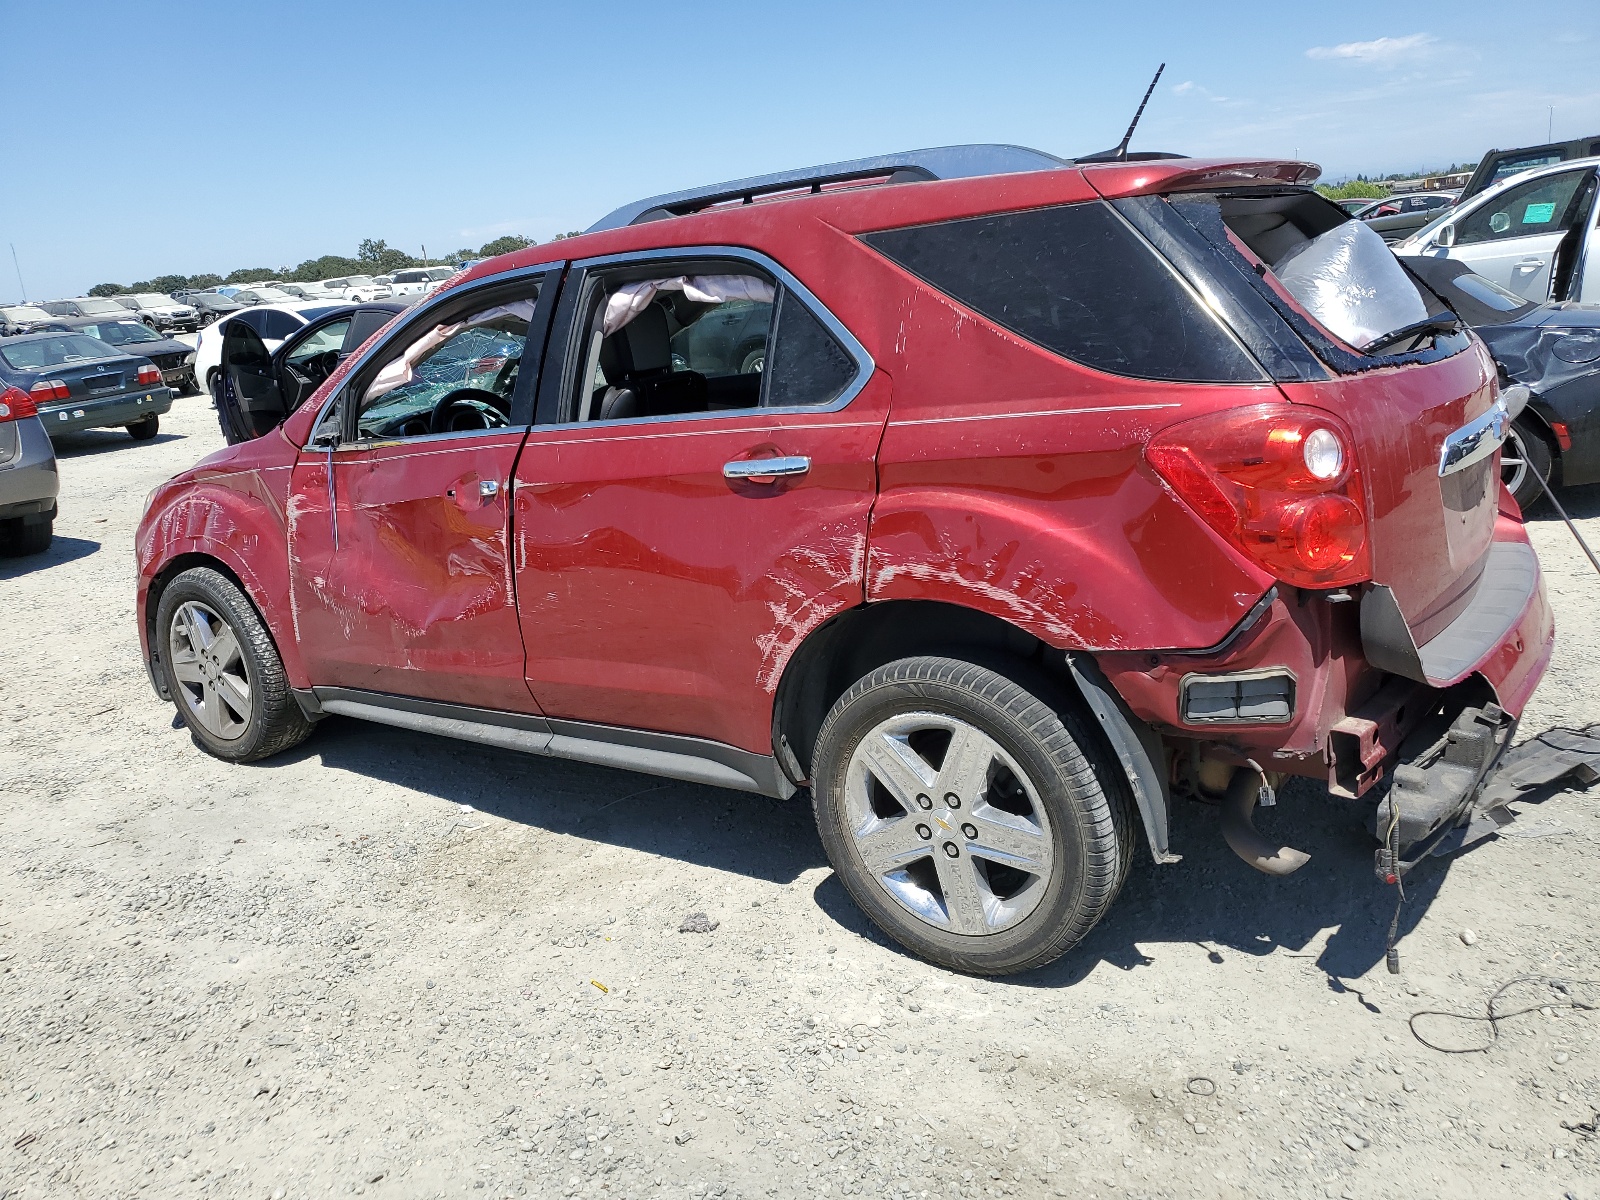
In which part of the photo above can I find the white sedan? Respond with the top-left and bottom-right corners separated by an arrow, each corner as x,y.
1395,156 -> 1600,302
192,302 -> 347,401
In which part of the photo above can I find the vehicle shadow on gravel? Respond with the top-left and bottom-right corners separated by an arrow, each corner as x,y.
291,716 -> 828,885
812,777 -> 1457,994
1529,483 -> 1600,521
51,430 -> 183,457
0,535 -> 99,577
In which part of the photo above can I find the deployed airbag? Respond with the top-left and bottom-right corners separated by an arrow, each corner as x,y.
1272,220 -> 1428,350
602,275 -> 774,336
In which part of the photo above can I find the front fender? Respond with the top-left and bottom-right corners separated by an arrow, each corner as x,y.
136,464 -> 301,686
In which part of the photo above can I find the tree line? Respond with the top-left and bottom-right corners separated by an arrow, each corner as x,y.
85,234 -> 560,298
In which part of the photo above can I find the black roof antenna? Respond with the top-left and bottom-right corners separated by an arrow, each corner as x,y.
1079,64 -> 1172,163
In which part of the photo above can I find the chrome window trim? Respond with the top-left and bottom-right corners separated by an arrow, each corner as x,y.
558,244 -> 876,424
303,260 -> 565,445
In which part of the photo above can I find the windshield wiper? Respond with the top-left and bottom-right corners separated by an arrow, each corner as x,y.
1361,314 -> 1462,356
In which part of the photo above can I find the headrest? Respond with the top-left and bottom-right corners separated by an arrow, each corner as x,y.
605,303 -> 672,376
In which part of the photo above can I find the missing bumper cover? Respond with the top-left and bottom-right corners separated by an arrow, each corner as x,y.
1180,669 -> 1295,724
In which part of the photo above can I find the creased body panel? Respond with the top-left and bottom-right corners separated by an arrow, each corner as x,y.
512,377 -> 891,754
865,270 -> 1277,651
135,436 -> 303,684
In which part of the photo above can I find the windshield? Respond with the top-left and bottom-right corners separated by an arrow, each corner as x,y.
0,334 -> 118,370
248,288 -> 294,302
344,276 -> 374,286
76,298 -> 128,314
78,320 -> 161,346
132,294 -> 171,306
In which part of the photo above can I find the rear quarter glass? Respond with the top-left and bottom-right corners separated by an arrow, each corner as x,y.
861,201 -> 1265,383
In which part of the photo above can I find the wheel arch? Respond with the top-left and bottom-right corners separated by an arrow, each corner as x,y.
771,599 -> 1175,862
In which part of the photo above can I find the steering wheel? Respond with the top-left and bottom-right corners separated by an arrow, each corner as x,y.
429,387 -> 511,434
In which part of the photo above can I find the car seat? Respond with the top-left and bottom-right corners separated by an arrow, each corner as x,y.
594,303 -> 707,420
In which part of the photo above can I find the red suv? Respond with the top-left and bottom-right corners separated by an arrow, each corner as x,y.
136,145 -> 1553,975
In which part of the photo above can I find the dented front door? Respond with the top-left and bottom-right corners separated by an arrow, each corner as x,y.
286,432 -> 538,711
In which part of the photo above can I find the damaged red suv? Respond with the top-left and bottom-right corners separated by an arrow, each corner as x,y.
136,145 -> 1552,974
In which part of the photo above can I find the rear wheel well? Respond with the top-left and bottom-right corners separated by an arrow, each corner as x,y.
773,601 -> 1075,782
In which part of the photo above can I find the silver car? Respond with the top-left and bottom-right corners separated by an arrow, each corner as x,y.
0,386 -> 58,555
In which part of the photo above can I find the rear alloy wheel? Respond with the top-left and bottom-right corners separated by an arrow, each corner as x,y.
156,566 -> 314,762
127,414 -> 159,440
811,656 -> 1133,975
1501,418 -> 1553,510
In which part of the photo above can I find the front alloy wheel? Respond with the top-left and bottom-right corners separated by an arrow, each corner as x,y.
168,599 -> 253,740
155,566 -> 314,762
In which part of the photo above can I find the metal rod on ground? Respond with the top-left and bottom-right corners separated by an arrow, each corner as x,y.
1533,470 -> 1600,578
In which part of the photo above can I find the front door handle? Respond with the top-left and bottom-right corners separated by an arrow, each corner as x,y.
723,455 -> 811,483
1514,258 -> 1546,269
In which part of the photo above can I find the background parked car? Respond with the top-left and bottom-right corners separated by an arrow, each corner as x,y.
231,287 -> 299,306
40,297 -> 136,321
0,304 -> 58,336
216,300 -> 408,442
0,383 -> 58,555
385,265 -> 456,296
276,282 -> 337,301
177,291 -> 245,325
1396,156 -> 1600,301
55,316 -> 198,393
1408,256 -> 1600,508
1459,133 -> 1600,203
320,275 -> 392,301
1350,190 -> 1457,243
112,293 -> 199,333
194,301 -> 410,400
0,331 -> 172,440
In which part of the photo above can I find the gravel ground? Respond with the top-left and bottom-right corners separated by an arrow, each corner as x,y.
2,395 -> 1598,1200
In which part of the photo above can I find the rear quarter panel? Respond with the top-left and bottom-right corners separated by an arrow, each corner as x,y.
852,243 -> 1280,651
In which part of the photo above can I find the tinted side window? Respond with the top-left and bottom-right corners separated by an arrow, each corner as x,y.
230,310 -> 265,334
765,289 -> 857,407
256,310 -> 303,340
864,202 -> 1263,383
346,308 -> 393,349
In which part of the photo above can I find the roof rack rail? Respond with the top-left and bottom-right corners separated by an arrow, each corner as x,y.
586,143 -> 1073,233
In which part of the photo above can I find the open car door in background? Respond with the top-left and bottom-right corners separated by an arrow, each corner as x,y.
219,321 -> 285,444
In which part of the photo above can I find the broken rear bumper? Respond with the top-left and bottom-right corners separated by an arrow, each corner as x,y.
1096,512 -> 1553,805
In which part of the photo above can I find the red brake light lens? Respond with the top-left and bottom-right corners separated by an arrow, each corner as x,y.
29,379 -> 70,403
1145,404 -> 1370,588
0,385 -> 38,421
137,363 -> 162,386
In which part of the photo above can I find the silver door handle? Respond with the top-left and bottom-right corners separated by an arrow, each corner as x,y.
479,480 -> 500,497
1514,259 -> 1545,268
723,456 -> 811,480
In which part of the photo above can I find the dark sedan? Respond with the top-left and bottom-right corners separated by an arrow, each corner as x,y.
179,291 -> 245,325
0,332 -> 173,440
55,317 -> 198,393
1410,256 -> 1600,508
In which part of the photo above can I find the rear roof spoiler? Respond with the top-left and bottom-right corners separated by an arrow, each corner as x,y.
587,144 -> 1079,232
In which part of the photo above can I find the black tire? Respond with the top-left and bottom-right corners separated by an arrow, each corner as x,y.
1503,418 -> 1553,511
0,514 -> 52,556
811,656 -> 1135,975
127,414 -> 160,441
155,566 -> 314,763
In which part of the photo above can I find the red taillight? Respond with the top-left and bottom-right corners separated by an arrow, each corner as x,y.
137,363 -> 162,386
1145,403 -> 1370,588
29,379 -> 70,403
0,385 -> 38,421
